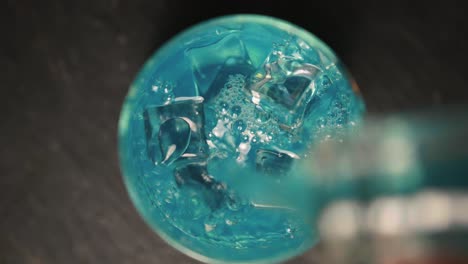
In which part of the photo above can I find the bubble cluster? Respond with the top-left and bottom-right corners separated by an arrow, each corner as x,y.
306,72 -> 362,145
205,74 -> 293,165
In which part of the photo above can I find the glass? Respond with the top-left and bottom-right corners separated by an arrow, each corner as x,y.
118,15 -> 364,263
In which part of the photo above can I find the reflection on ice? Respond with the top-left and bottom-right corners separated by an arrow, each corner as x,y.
158,118 -> 191,165
143,97 -> 208,165
256,148 -> 299,176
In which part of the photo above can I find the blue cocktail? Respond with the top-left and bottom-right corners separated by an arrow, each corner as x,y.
119,15 -> 364,263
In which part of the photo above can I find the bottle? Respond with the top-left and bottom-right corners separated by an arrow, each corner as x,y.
241,107 -> 468,263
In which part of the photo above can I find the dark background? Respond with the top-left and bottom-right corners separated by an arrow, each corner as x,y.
1,0 -> 467,263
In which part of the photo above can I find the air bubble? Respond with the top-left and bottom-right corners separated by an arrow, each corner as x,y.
219,101 -> 229,115
163,93 -> 174,102
163,83 -> 173,94
232,119 -> 246,133
231,105 -> 242,117
222,115 -> 231,123
317,117 -> 326,128
251,136 -> 260,145
321,76 -> 331,87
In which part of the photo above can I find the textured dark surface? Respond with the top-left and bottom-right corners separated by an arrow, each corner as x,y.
1,0 -> 467,263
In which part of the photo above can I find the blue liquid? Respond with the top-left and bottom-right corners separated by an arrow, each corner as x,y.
119,15 -> 364,263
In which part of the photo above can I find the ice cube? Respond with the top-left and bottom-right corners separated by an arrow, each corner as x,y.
246,36 -> 322,130
158,118 -> 191,165
255,148 -> 299,177
174,162 -> 225,211
186,33 -> 255,100
144,97 -> 208,165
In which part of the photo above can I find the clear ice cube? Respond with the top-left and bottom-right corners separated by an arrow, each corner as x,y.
158,118 -> 191,165
255,148 -> 298,176
174,162 -> 225,211
144,97 -> 208,165
186,33 -> 255,100
246,36 -> 323,130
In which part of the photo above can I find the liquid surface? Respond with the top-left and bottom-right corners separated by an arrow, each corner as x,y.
119,15 -> 364,263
